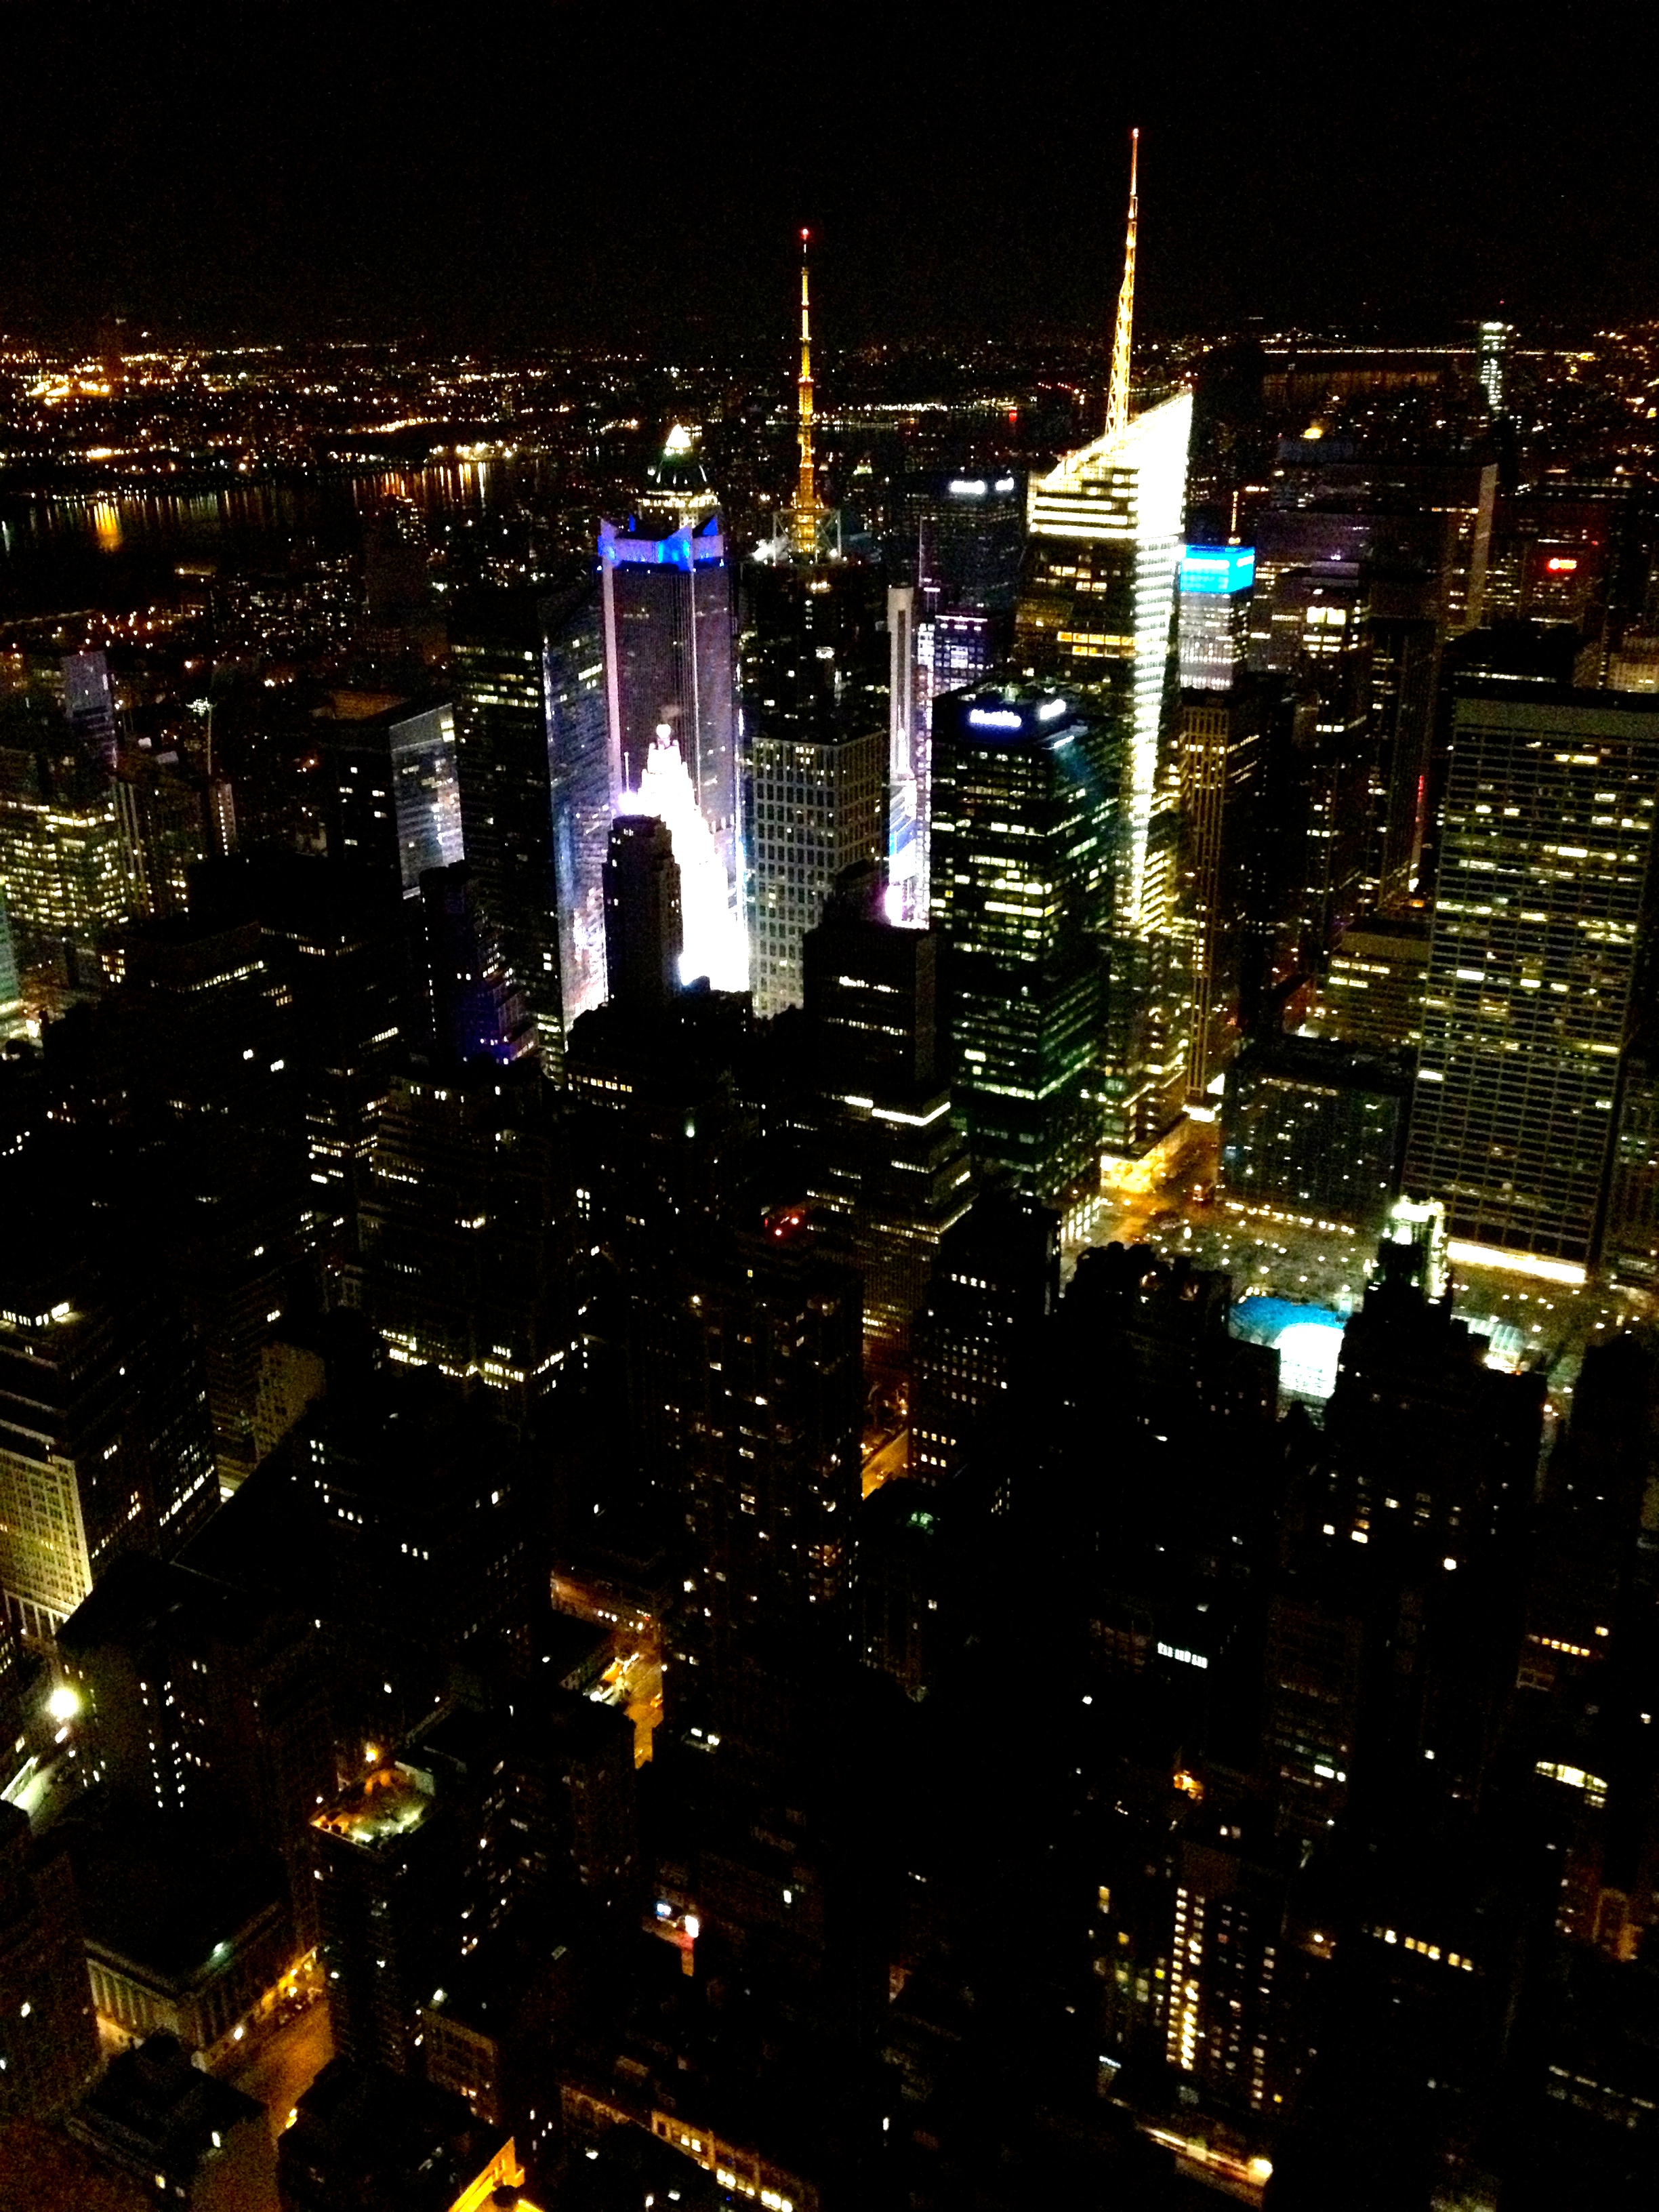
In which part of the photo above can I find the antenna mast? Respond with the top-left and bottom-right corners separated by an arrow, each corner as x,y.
1105,129 -> 1139,441
792,228 -> 819,560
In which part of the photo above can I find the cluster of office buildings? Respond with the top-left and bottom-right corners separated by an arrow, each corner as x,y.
6,166 -> 1659,2212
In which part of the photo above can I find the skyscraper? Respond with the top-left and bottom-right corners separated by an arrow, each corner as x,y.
317,693 -> 464,901
544,579 -> 613,1030
0,1803 -> 99,2119
603,815 -> 682,1012
0,733 -> 131,1015
62,651 -> 117,771
598,512 -> 739,941
743,566 -> 888,1018
930,682 -> 1120,1208
451,596 -> 567,1076
1178,681 -> 1266,1105
1014,135 -> 1193,1159
798,865 -> 974,1355
1404,686 -> 1659,1276
1477,319 -> 1515,419
1178,546 -> 1255,692
0,1170 -> 216,1641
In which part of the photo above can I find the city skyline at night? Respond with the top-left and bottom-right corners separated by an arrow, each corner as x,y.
5,18 -> 1659,2212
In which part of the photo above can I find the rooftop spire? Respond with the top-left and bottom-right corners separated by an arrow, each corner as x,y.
1105,128 -> 1139,441
792,228 -> 819,560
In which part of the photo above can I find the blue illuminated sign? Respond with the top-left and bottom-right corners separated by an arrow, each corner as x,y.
1179,545 -> 1255,596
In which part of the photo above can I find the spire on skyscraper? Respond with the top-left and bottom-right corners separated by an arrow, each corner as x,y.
792,227 -> 819,561
1105,128 -> 1139,442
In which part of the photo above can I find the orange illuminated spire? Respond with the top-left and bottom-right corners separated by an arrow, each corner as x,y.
1105,128 -> 1139,441
792,227 -> 819,560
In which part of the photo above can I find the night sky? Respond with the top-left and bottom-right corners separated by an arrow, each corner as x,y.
4,1 -> 1655,349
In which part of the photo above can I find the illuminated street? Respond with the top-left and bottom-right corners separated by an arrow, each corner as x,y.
227,1999 -> 332,2143
862,1426 -> 910,1496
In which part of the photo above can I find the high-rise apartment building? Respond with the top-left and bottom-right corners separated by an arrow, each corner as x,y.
413,861 -> 533,1067
106,915 -> 307,1488
1404,686 -> 1659,1275
930,683 -> 1120,1207
910,1190 -> 1059,1484
311,1763 -> 455,2076
451,596 -> 567,1076
798,867 -> 974,1356
359,1061 -> 577,1424
657,1225 -> 862,1670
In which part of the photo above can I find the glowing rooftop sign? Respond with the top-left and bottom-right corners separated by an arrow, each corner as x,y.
966,695 -> 1068,735
1180,545 -> 1256,595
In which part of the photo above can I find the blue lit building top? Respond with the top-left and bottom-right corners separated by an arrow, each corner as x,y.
1179,545 -> 1255,596
598,516 -> 726,570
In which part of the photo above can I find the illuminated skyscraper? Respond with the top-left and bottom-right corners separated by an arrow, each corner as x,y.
930,683 -> 1120,1209
1178,682 -> 1266,1105
318,695 -> 464,900
62,651 -> 117,771
544,580 -> 612,1029
1178,546 -> 1254,691
886,583 -> 922,921
1014,134 -> 1193,1159
0,1167 -> 216,1640
1017,386 -> 1192,936
1477,319 -> 1515,418
450,600 -> 565,1075
598,512 -> 739,986
1404,686 -> 1659,1277
0,735 -> 131,1013
743,566 -> 888,1017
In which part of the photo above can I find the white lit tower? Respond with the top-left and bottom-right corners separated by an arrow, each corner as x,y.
1014,129 -> 1194,1162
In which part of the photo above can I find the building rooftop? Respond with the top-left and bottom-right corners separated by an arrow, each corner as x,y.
313,1765 -> 435,1850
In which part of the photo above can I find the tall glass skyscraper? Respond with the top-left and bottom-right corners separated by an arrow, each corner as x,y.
599,515 -> 739,915
1404,686 -> 1659,1278
1017,388 -> 1193,937
544,581 -> 612,1029
1015,390 -> 1194,1157
930,682 -> 1121,1210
